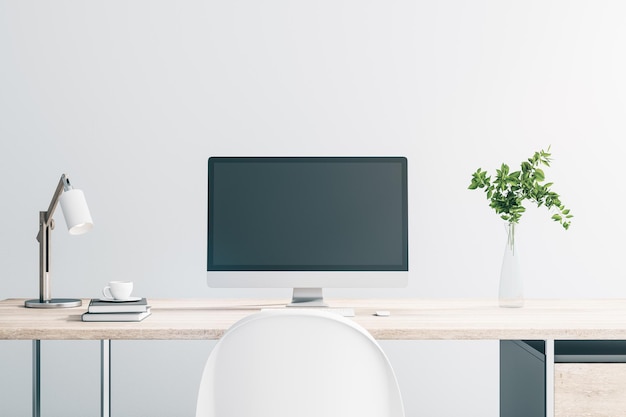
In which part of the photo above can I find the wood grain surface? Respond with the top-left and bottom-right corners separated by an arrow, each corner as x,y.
555,363 -> 626,417
2,298 -> 626,341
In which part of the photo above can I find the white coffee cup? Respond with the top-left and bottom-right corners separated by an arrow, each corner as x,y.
102,281 -> 133,300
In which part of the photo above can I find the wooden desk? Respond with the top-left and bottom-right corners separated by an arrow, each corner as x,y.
3,298 -> 626,417
4,297 -> 626,340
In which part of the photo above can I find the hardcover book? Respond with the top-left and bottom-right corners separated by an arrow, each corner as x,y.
82,309 -> 152,322
88,298 -> 149,313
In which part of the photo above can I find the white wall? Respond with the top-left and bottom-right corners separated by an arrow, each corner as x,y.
1,1 -> 626,415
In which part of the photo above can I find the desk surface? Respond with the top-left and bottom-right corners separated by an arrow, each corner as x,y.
2,298 -> 626,341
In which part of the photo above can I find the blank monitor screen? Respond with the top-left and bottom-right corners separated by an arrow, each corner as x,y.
207,157 -> 408,298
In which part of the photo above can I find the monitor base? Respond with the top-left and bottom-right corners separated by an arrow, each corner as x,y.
287,288 -> 328,308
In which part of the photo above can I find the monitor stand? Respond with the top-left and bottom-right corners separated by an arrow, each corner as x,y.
287,288 -> 328,308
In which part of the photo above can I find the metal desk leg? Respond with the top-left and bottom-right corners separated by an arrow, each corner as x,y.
545,340 -> 554,417
101,340 -> 111,417
32,340 -> 112,417
33,340 -> 41,417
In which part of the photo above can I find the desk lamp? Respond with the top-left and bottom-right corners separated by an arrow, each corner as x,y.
25,174 -> 93,308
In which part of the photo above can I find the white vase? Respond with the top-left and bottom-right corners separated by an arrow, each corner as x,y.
499,222 -> 524,308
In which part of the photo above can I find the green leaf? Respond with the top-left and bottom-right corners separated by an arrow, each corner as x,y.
500,163 -> 509,176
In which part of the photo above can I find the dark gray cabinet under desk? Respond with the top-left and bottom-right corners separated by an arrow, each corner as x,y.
500,340 -> 546,417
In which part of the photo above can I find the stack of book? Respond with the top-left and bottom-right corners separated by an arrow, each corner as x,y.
82,298 -> 151,322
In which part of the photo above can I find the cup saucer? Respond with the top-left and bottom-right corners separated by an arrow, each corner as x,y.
99,296 -> 142,302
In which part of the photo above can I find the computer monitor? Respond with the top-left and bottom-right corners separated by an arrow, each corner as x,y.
207,156 -> 408,306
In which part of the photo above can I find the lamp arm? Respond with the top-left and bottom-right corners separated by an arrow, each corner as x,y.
42,174 -> 71,227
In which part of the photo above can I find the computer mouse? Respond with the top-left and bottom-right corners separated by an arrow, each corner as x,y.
375,310 -> 390,317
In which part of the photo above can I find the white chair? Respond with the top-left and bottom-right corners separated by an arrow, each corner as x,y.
196,309 -> 405,417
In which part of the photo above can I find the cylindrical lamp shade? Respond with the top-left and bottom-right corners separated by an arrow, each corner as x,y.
60,189 -> 93,235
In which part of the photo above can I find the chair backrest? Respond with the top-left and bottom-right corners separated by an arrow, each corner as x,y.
196,309 -> 405,417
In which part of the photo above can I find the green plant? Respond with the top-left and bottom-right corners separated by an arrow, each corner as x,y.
468,147 -> 573,229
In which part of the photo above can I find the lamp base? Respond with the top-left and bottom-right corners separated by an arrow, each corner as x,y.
25,298 -> 82,308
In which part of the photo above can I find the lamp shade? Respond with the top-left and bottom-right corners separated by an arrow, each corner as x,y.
59,189 -> 93,235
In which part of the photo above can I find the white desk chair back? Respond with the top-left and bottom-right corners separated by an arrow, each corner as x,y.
196,309 -> 405,417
